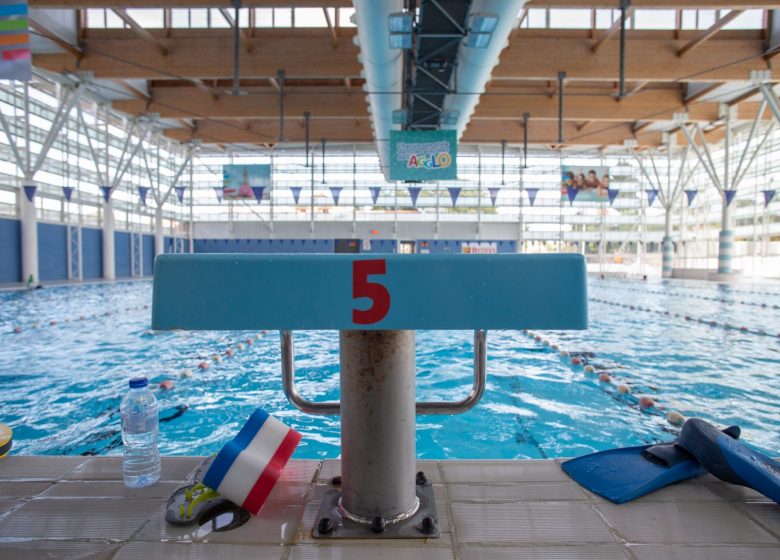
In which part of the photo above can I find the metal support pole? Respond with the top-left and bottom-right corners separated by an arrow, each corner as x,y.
278,69 -> 286,141
557,72 -> 565,144
500,140 -> 506,185
339,330 -> 418,524
618,0 -> 630,98
232,0 -> 241,96
321,138 -> 326,184
303,111 -> 310,167
522,112 -> 529,169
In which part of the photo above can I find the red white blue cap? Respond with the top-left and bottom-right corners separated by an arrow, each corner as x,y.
203,408 -> 301,515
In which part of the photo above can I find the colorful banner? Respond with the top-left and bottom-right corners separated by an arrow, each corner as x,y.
290,187 -> 302,204
684,189 -> 697,206
525,188 -> 538,207
100,186 -> 112,203
408,186 -> 422,207
330,186 -> 343,205
462,242 -> 497,254
251,186 -> 265,203
62,186 -> 74,202
22,184 -> 35,202
645,189 -> 659,207
369,187 -> 382,205
724,189 -> 737,207
763,189 -> 776,208
175,186 -> 186,203
138,186 -> 149,206
488,187 -> 500,206
447,187 -> 461,207
561,165 -> 610,203
607,188 -> 619,206
390,130 -> 457,181
0,2 -> 31,82
222,164 -> 271,200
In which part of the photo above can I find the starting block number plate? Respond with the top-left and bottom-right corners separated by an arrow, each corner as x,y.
152,253 -> 587,331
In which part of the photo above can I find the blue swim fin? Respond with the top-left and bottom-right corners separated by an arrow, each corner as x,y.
561,425 -> 740,504
678,418 -> 780,505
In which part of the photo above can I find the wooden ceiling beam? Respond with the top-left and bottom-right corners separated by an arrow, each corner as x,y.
322,7 -> 338,49
219,7 -> 253,52
677,10 -> 745,57
111,9 -> 168,56
29,16 -> 82,58
591,9 -> 632,54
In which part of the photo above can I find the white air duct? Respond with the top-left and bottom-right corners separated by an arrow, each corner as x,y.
441,0 -> 527,140
351,0 -> 404,179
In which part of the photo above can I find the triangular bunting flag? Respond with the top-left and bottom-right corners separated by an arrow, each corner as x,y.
62,186 -> 74,202
525,188 -> 538,207
607,188 -> 619,206
488,187 -> 500,206
369,186 -> 382,205
447,187 -> 461,207
566,186 -> 578,205
23,185 -> 36,202
330,186 -> 343,205
214,187 -> 223,203
763,189 -> 776,208
100,186 -> 113,203
684,189 -> 697,207
175,186 -> 186,203
646,189 -> 658,207
724,190 -> 737,207
138,186 -> 149,206
251,186 -> 265,203
408,186 -> 422,207
291,187 -> 302,204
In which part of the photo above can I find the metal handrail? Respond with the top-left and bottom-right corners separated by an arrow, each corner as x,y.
280,329 -> 487,416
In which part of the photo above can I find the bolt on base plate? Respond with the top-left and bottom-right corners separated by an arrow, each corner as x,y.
312,474 -> 440,539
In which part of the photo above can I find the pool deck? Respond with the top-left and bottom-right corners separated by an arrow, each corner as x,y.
1,456 -> 778,559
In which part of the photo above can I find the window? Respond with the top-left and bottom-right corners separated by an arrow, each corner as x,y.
633,10 -> 676,30
274,8 -> 292,28
209,9 -> 230,28
339,7 -> 356,28
86,8 -> 105,28
526,9 -> 546,29
190,9 -> 208,28
105,10 -> 125,29
595,9 -> 618,29
294,8 -> 326,28
680,9 -> 697,30
549,9 -> 591,29
724,9 -> 764,30
126,9 -> 164,29
171,9 -> 189,28
255,8 -> 273,28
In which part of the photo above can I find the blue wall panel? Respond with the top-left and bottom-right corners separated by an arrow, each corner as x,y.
81,227 -> 103,279
115,231 -> 131,277
362,239 -> 397,254
194,239 -> 334,254
143,234 -> 154,276
419,240 -> 516,254
0,218 -> 21,284
38,222 -> 68,282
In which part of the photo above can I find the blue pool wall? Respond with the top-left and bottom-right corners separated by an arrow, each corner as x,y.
0,217 -> 516,284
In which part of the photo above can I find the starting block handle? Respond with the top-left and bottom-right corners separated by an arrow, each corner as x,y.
280,329 -> 487,416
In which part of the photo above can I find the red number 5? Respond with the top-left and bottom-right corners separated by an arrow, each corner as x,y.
352,259 -> 390,325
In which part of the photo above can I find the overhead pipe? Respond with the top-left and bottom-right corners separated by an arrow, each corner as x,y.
352,0 -> 404,179
440,0 -> 528,141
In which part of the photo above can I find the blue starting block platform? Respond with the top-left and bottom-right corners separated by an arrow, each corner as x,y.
152,253 -> 587,331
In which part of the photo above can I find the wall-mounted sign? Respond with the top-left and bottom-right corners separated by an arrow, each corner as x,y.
560,165 -> 611,203
390,130 -> 457,181
0,2 -> 30,81
223,164 -> 271,200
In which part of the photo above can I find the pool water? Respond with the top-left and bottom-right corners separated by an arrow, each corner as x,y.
1,277 -> 779,459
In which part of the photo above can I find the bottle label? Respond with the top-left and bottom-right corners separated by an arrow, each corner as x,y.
122,410 -> 158,433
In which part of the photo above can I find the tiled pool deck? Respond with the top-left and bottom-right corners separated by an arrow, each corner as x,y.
0,456 -> 778,559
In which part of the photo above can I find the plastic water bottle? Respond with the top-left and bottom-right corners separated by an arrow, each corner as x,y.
120,377 -> 161,488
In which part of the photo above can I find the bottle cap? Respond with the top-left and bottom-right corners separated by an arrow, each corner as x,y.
129,377 -> 148,389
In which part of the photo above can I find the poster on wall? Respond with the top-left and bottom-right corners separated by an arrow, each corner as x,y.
222,164 -> 271,200
0,1 -> 31,81
560,165 -> 611,203
462,242 -> 497,254
390,130 -> 457,181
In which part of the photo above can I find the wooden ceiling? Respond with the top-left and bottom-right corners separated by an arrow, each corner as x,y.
29,0 -> 780,150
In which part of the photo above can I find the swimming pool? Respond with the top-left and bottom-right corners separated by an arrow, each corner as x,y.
2,276 -> 779,459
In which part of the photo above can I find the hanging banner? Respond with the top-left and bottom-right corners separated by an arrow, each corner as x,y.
684,189 -> 697,207
607,188 -> 619,206
525,188 -> 538,207
214,186 -> 223,203
0,2 -> 31,81
488,187 -> 501,206
251,186 -> 265,204
330,186 -> 343,205
369,186 -> 382,205
408,186 -> 422,207
646,189 -> 659,207
724,190 -> 737,207
390,130 -> 457,181
290,187 -> 302,204
22,184 -> 35,202
138,186 -> 149,206
175,186 -> 186,203
447,187 -> 461,207
462,241 -> 497,254
222,164 -> 271,200
62,186 -> 74,202
763,189 -> 776,208
561,165 -> 610,203
100,186 -> 112,203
